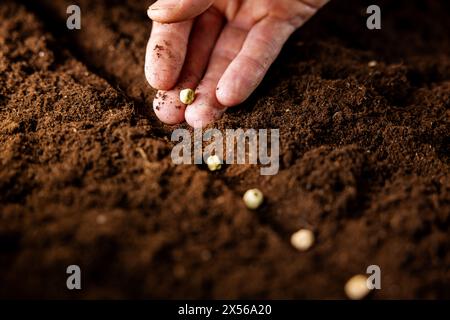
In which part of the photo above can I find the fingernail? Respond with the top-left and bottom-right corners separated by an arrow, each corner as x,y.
149,0 -> 180,11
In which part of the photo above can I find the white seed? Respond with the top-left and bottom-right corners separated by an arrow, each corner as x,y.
368,60 -> 378,68
243,188 -> 264,210
345,274 -> 370,300
290,229 -> 315,251
179,88 -> 196,105
206,155 -> 222,171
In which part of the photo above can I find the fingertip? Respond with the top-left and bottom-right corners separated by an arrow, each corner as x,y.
144,62 -> 177,90
185,103 -> 225,128
184,105 -> 204,128
215,56 -> 265,107
153,90 -> 186,125
216,82 -> 242,107
184,78 -> 228,127
184,111 -> 205,128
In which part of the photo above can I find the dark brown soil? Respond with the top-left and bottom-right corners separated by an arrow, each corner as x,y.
0,0 -> 449,299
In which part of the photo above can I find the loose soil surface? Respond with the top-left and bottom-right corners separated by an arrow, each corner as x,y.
0,0 -> 449,299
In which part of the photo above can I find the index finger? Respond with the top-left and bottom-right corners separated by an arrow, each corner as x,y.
145,21 -> 193,90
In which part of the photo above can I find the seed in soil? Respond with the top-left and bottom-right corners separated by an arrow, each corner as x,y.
368,60 -> 378,68
243,189 -> 264,210
290,229 -> 315,251
345,274 -> 370,300
206,155 -> 222,172
180,88 -> 195,105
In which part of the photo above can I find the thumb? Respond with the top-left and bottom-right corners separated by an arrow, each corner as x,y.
148,0 -> 215,23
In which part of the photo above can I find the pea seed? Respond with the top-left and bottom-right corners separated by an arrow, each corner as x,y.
180,88 -> 195,105
243,188 -> 264,210
345,275 -> 370,300
290,229 -> 314,251
206,155 -> 222,172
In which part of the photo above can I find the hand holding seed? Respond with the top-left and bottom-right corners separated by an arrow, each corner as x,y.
146,0 -> 329,127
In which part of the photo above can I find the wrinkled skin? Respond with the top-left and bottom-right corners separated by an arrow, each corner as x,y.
145,0 -> 329,127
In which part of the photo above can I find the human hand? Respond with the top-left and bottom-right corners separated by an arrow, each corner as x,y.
145,0 -> 329,127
